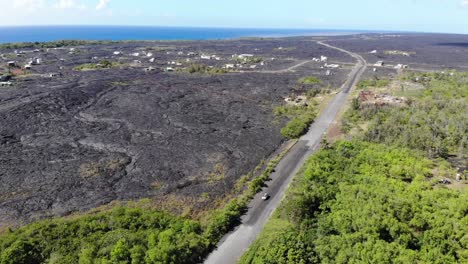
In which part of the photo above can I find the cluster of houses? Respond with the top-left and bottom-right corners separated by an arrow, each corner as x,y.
373,60 -> 409,71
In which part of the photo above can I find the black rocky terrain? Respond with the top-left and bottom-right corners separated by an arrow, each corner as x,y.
0,37 -> 350,225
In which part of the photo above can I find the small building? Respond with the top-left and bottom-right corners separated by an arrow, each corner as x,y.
149,58 -> 156,63
238,54 -> 254,59
177,51 -> 184,55
250,65 -> 257,69
326,70 -> 331,76
201,55 -> 211,60
165,67 -> 174,72
374,61 -> 384,67
369,50 -> 377,54
325,63 -> 340,69
224,64 -> 235,69
0,81 -> 12,86
24,64 -> 32,70
113,51 -> 122,55
320,56 -> 328,62
30,58 -> 41,65
131,52 -> 140,57
146,52 -> 153,57
7,61 -> 16,67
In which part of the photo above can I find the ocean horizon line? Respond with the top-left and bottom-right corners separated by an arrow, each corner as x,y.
0,25 -> 378,44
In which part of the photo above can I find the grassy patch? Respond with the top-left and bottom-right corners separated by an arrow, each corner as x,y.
298,76 -> 321,85
74,60 -> 121,71
357,78 -> 390,89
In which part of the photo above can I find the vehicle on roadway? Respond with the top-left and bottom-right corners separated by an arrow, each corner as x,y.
261,193 -> 270,200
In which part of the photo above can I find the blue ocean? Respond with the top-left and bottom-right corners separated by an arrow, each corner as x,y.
0,26 -> 364,43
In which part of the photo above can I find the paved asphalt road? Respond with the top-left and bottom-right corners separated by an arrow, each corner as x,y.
204,42 -> 367,264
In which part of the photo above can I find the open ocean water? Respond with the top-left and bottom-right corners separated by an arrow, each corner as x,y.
0,26 -> 365,43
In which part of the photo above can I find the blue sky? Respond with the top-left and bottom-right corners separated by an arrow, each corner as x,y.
1,0 -> 468,34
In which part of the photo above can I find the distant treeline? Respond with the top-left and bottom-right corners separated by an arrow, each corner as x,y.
0,40 -> 117,50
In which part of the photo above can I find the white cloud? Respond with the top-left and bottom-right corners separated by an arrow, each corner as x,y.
461,0 -> 468,6
54,0 -> 86,9
13,0 -> 44,9
96,0 -> 110,10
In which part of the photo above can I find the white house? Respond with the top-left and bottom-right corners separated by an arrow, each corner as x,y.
374,61 -> 384,67
149,58 -> 156,63
131,52 -> 140,57
165,67 -> 174,72
146,52 -> 153,57
30,58 -> 41,65
320,56 -> 328,62
325,63 -> 339,69
113,51 -> 122,55
224,64 -> 235,69
201,55 -> 211,60
238,54 -> 254,59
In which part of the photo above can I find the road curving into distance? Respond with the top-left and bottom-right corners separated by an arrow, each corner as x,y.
204,41 -> 367,264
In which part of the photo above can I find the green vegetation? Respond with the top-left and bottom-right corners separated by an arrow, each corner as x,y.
345,72 -> 467,158
184,63 -> 228,74
241,71 -> 467,264
0,139 -> 293,264
357,77 -> 390,89
275,104 -> 317,139
74,60 -> 121,71
0,207 -> 210,263
240,141 -> 468,264
298,76 -> 321,85
234,56 -> 263,64
0,40 -> 116,50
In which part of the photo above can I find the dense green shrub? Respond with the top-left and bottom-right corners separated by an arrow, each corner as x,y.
275,104 -> 317,139
241,141 -> 468,264
0,207 -> 210,264
186,63 -> 227,74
